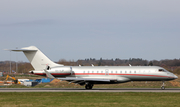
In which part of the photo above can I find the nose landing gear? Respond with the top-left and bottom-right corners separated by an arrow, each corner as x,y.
161,81 -> 166,90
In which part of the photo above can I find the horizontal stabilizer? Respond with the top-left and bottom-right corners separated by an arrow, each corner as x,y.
5,46 -> 38,52
5,49 -> 37,52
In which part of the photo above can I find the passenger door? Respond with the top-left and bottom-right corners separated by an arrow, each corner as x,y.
105,69 -> 109,75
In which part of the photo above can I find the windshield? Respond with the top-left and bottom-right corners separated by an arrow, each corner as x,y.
158,69 -> 166,72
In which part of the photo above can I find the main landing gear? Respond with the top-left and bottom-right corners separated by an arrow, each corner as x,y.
85,83 -> 94,89
161,81 -> 166,90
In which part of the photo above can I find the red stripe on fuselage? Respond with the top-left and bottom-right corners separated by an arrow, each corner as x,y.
34,73 -> 173,78
73,73 -> 173,78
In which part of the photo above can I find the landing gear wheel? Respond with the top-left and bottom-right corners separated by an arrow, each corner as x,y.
85,84 -> 93,90
85,85 -> 92,89
161,81 -> 166,90
161,86 -> 165,90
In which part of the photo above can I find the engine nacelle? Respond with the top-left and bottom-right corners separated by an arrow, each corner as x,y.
49,66 -> 72,77
29,67 -> 72,77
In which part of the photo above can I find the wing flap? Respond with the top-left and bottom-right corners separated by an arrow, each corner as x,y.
57,77 -> 111,82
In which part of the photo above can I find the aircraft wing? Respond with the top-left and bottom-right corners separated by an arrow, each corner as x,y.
57,77 -> 111,82
57,76 -> 130,84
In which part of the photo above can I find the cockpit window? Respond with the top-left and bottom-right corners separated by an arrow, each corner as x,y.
159,69 -> 165,72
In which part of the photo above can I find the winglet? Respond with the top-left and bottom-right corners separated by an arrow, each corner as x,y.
44,69 -> 55,79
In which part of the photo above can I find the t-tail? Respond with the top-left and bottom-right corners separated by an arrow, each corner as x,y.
8,46 -> 63,71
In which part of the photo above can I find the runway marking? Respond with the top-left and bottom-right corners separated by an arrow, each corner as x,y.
0,88 -> 180,92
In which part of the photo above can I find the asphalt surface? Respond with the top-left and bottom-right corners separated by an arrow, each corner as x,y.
0,88 -> 180,92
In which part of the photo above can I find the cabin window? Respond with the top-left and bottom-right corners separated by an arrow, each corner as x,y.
83,71 -> 85,73
88,71 -> 89,73
111,71 -> 113,73
92,71 -> 94,73
134,71 -> 136,73
120,71 -> 122,73
97,71 -> 99,73
101,71 -> 103,73
116,71 -> 117,73
125,71 -> 127,73
129,71 -> 131,73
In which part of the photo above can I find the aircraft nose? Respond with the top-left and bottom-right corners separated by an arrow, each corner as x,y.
174,75 -> 178,79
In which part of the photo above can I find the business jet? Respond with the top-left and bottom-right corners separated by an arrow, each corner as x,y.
8,46 -> 178,90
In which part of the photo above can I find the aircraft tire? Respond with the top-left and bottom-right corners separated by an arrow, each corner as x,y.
161,86 -> 165,90
85,84 -> 93,90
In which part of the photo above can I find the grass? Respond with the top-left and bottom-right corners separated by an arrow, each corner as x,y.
1,80 -> 180,89
0,92 -> 180,107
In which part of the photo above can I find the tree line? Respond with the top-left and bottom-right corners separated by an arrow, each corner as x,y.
1,58 -> 180,74
58,58 -> 180,66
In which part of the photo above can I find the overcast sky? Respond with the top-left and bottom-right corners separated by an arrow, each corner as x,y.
0,0 -> 180,62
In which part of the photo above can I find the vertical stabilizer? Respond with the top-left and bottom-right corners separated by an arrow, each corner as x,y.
10,46 -> 63,70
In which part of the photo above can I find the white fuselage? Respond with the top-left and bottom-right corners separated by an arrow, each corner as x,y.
32,66 -> 177,84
